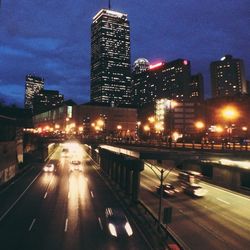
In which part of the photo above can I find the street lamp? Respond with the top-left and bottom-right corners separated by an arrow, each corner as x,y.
195,121 -> 205,130
221,106 -> 239,142
144,161 -> 175,229
148,116 -> 156,124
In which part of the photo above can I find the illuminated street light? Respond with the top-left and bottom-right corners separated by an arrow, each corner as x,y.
144,125 -> 150,132
221,106 -> 239,142
221,106 -> 239,121
154,122 -> 164,133
215,125 -> 223,133
117,125 -> 122,130
97,119 -> 104,127
242,126 -> 248,132
148,116 -> 155,124
195,121 -> 205,130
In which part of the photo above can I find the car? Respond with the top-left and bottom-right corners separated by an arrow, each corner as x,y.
105,208 -> 133,238
156,183 -> 178,197
43,163 -> 55,172
61,148 -> 69,157
70,160 -> 83,171
183,184 -> 208,197
71,160 -> 81,165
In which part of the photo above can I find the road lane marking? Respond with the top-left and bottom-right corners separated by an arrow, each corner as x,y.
90,191 -> 94,198
43,192 -> 48,199
201,181 -> 250,201
64,218 -> 68,232
216,197 -> 230,205
29,218 -> 36,231
0,171 -> 42,223
98,217 -> 103,230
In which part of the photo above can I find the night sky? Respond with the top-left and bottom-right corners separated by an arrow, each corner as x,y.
0,0 -> 249,107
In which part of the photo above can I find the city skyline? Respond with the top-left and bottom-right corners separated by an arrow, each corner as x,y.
0,0 -> 249,106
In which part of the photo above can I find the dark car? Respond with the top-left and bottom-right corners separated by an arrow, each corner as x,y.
105,208 -> 133,238
70,160 -> 83,171
183,184 -> 208,197
156,183 -> 177,197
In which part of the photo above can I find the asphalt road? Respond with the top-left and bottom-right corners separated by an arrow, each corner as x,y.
0,144 -> 149,250
141,164 -> 250,250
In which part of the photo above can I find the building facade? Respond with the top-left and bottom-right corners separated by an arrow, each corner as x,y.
33,90 -> 64,114
210,55 -> 247,97
24,74 -> 44,111
132,59 -> 203,107
189,74 -> 204,102
90,9 -> 131,106
32,102 -> 137,139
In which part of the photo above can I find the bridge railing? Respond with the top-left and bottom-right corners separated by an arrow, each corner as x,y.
109,140 -> 250,152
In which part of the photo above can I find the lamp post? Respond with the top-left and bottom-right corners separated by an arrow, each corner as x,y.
143,124 -> 150,141
221,106 -> 239,142
144,161 -> 175,229
195,121 -> 205,144
116,125 -> 122,140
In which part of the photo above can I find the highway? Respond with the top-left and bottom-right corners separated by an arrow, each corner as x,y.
140,163 -> 250,250
0,143 -> 149,250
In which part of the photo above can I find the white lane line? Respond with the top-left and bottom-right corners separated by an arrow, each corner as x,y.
216,197 -> 230,205
90,191 -> 94,198
201,181 -> 250,201
0,171 -> 42,223
64,218 -> 68,232
98,217 -> 103,230
29,218 -> 36,231
43,192 -> 48,199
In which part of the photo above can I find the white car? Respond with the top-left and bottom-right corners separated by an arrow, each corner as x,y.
105,208 -> 133,238
43,164 -> 55,172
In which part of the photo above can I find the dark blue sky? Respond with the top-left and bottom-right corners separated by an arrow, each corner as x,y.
0,0 -> 249,107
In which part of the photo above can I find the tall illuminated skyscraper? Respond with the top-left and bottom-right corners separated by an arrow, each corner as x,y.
90,8 -> 131,106
210,55 -> 247,97
24,74 -> 44,111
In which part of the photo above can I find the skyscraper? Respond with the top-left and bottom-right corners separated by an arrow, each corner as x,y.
210,55 -> 247,97
90,8 -> 131,106
132,59 -> 193,107
24,74 -> 44,111
32,89 -> 64,114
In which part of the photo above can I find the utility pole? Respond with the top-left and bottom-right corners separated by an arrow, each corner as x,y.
108,0 -> 111,10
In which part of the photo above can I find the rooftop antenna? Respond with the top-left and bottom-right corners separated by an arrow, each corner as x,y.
108,0 -> 111,10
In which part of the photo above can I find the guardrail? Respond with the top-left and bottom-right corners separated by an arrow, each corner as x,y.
108,140 -> 250,152
138,200 -> 190,250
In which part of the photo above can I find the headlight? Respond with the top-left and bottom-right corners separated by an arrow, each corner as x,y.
124,222 -> 133,236
44,167 -> 48,171
108,223 -> 117,237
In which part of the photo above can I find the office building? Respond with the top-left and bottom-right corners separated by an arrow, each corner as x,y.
90,8 -> 131,106
210,55 -> 247,97
189,74 -> 204,102
132,59 -> 194,107
24,74 -> 44,111
33,90 -> 64,114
